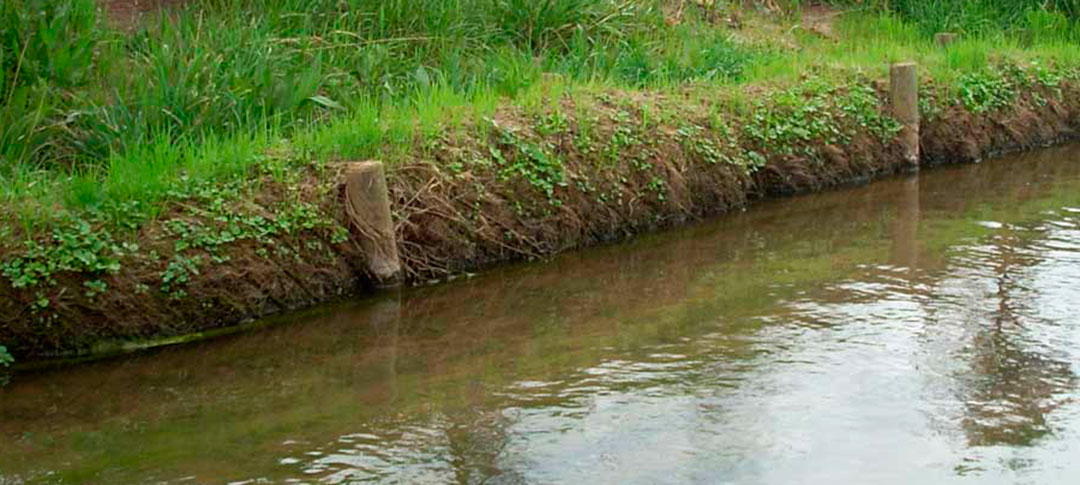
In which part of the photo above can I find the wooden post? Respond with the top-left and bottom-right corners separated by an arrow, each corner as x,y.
344,161 -> 402,287
890,62 -> 920,171
934,32 -> 958,48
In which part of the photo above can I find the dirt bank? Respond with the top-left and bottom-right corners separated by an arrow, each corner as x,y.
101,0 -> 190,28
2,72 -> 1078,362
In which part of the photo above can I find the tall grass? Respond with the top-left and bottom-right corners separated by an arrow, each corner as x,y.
890,0 -> 1078,35
0,0 -> 747,171
823,0 -> 1080,37
0,0 -> 763,219
1,1 -> 106,166
2,0 -> 1080,219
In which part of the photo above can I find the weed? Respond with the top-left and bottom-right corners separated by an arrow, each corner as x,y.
83,279 -> 107,298
1,219 -> 125,289
676,124 -> 724,166
741,75 -> 901,159
537,111 -> 570,137
648,176 -> 667,202
160,255 -> 201,298
489,119 -> 567,204
0,344 -> 12,367
957,70 -> 1014,113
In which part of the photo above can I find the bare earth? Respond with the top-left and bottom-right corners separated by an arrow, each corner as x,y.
103,0 -> 190,28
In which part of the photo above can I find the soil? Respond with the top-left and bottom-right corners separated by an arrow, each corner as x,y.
102,0 -> 190,28
802,3 -> 842,39
922,95 -> 1080,165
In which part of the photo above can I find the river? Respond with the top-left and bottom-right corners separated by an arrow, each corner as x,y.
3,145 -> 1080,484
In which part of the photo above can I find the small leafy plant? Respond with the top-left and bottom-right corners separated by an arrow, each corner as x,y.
957,70 -> 1014,113
0,345 -> 13,367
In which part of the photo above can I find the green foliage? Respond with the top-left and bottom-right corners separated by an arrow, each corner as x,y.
0,167 -> 345,300
1,219 -> 126,289
488,119 -> 567,204
674,123 -> 763,172
956,70 -> 1014,113
600,29 -> 752,87
676,125 -> 721,164
743,77 -> 901,156
952,62 -> 1067,114
83,279 -> 107,298
829,0 -> 1080,37
0,0 -> 100,88
0,0 -> 752,176
0,0 -> 108,166
160,255 -> 201,298
0,344 -> 12,367
490,0 -> 643,52
153,176 -> 342,296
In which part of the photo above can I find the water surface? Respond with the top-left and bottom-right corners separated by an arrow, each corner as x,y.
3,146 -> 1080,484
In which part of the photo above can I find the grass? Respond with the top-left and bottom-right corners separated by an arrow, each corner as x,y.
2,0 -> 1079,223
0,0 -> 751,215
855,0 -> 1080,37
0,0 -> 1074,251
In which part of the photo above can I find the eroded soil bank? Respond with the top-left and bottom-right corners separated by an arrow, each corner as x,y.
2,70 -> 1078,362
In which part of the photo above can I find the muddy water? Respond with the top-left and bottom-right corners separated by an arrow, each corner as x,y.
4,146 -> 1080,484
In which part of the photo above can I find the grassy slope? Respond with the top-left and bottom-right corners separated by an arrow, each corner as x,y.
3,1 -> 1078,217
2,0 -> 1080,363
1,0 -> 752,212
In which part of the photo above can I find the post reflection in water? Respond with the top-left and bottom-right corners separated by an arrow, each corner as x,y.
953,214 -> 1077,451
353,292 -> 401,406
891,175 -> 922,270
3,146 -> 1080,484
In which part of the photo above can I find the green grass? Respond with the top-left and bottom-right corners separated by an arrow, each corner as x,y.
864,0 -> 1079,37
0,0 -> 1076,224
3,0 -> 1079,220
0,0 -> 764,223
0,2 -> 1077,285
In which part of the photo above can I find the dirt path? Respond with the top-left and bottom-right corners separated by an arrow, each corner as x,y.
802,3 -> 843,39
102,0 -> 190,28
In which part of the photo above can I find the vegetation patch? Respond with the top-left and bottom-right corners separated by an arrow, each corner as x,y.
0,344 -> 12,366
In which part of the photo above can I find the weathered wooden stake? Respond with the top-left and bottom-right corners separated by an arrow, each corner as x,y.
345,161 -> 402,287
890,62 -> 920,170
934,32 -> 958,48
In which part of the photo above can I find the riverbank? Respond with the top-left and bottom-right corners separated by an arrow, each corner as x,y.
3,3 -> 1080,362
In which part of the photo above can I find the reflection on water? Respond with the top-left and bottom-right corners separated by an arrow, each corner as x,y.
958,229 -> 1075,449
3,146 -> 1080,484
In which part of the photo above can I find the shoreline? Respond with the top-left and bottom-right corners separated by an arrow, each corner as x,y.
3,68 -> 1079,364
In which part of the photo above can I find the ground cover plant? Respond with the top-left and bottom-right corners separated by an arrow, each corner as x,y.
3,0 -> 1080,363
